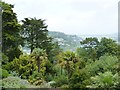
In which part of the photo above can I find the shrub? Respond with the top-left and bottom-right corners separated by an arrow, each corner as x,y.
1,76 -> 31,88
28,71 -> 44,84
87,71 -> 119,88
0,68 -> 9,78
53,74 -> 68,87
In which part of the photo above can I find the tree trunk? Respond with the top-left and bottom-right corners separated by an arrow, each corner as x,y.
61,66 -> 62,75
66,60 -> 70,85
31,44 -> 34,53
37,59 -> 41,72
30,30 -> 34,53
67,61 -> 70,79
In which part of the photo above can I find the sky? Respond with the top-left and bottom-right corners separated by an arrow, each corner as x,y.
3,0 -> 119,35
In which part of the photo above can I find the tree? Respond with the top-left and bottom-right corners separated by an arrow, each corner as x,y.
48,42 -> 63,64
63,51 -> 77,80
21,17 -> 52,53
84,54 -> 118,77
80,37 -> 99,60
87,71 -> 119,88
1,1 -> 23,61
69,69 -> 90,88
31,48 -> 47,73
80,37 -> 99,49
3,54 -> 37,79
69,54 -> 119,88
97,37 -> 118,58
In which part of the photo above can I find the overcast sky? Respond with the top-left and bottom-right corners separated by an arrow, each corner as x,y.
3,0 -> 119,35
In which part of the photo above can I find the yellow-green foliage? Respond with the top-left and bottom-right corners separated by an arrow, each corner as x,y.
87,71 -> 119,88
0,68 -> 9,78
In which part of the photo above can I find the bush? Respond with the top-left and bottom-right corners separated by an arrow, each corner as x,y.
2,53 -> 9,65
53,74 -> 68,87
61,84 -> 69,88
0,68 -> 9,78
45,74 -> 53,81
84,54 -> 118,76
28,71 -> 43,84
87,71 -> 119,88
1,76 -> 31,88
1,76 -> 52,88
69,69 -> 89,88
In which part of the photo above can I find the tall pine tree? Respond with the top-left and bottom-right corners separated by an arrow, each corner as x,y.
21,17 -> 52,53
1,1 -> 23,61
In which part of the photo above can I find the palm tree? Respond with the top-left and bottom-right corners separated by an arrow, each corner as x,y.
63,51 -> 76,79
32,48 -> 47,72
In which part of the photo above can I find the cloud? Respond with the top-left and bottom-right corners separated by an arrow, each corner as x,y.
3,0 -> 119,35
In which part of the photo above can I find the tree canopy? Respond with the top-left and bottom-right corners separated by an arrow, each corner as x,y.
1,1 -> 23,61
1,1 -> 120,89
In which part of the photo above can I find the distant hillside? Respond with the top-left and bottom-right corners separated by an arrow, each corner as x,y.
23,31 -> 118,53
79,33 -> 118,42
48,31 -> 83,51
48,31 -> 118,51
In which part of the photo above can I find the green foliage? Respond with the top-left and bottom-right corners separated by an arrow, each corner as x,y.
1,1 -> 120,88
2,53 -> 9,65
80,37 -> 118,60
1,76 -> 31,88
80,37 -> 99,49
69,69 -> 90,88
79,37 -> 98,60
87,71 -> 119,88
97,37 -> 118,58
31,48 -> 47,73
84,54 -> 118,76
62,51 -> 77,79
28,71 -> 43,84
98,54 -> 118,72
52,64 -> 67,77
53,74 -> 68,87
69,54 -> 119,88
21,17 -> 52,53
1,1 -> 23,61
74,58 -> 86,69
0,68 -> 9,78
63,51 -> 76,61
48,42 -> 63,64
43,60 -> 55,81
32,48 -> 47,58
76,47 -> 96,61
45,74 -> 53,82
76,48 -> 87,59
3,54 -> 37,79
